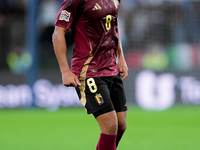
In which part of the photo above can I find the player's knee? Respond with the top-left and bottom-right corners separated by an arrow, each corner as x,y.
105,121 -> 118,135
118,122 -> 127,135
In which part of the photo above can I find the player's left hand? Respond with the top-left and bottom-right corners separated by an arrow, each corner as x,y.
117,56 -> 128,81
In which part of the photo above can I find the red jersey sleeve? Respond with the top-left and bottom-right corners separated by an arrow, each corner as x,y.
55,0 -> 77,30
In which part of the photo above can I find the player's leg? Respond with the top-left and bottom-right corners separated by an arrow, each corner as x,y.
95,110 -> 118,150
109,74 -> 128,147
95,110 -> 127,150
76,77 -> 118,150
116,111 -> 127,147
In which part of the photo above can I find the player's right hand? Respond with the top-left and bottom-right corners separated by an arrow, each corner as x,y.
62,71 -> 81,87
117,56 -> 128,81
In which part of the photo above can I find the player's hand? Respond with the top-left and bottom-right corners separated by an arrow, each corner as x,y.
62,71 -> 81,87
118,56 -> 128,81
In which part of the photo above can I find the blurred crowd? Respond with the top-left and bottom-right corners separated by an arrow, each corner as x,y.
0,0 -> 200,72
120,0 -> 200,49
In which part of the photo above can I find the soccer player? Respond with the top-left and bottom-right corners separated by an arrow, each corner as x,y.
52,0 -> 128,149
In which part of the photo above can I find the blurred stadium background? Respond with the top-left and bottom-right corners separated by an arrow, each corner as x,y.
0,0 -> 200,150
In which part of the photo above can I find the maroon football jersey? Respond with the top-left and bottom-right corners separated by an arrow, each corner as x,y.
55,0 -> 120,78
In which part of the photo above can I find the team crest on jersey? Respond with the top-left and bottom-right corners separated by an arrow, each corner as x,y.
113,0 -> 119,9
59,10 -> 71,22
95,94 -> 104,105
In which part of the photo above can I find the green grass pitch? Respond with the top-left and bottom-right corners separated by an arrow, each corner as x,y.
0,105 -> 200,150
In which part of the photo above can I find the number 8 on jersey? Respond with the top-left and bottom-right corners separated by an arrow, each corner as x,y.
105,15 -> 112,31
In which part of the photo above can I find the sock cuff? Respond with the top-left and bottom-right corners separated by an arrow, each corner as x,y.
100,133 -> 117,143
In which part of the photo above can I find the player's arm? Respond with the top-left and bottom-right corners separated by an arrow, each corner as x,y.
52,26 -> 81,87
117,26 -> 128,81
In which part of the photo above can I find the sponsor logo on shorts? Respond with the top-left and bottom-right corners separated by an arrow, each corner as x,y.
124,102 -> 127,107
95,93 -> 104,105
59,10 -> 71,22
